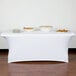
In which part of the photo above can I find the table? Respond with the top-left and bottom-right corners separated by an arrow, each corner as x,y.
1,31 -> 75,63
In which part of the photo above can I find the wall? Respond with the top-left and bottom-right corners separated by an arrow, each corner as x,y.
0,0 -> 76,49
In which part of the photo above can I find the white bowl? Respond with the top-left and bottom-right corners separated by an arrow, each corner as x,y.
12,29 -> 21,33
39,26 -> 53,32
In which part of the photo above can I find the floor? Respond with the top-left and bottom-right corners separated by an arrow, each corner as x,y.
0,51 -> 76,76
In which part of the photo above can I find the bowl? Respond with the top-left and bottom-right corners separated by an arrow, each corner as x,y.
12,29 -> 21,33
39,26 -> 53,32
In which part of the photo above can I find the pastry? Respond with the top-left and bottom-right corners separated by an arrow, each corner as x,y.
56,29 -> 68,32
23,27 -> 34,32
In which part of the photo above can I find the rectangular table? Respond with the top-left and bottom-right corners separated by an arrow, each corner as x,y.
1,31 -> 75,63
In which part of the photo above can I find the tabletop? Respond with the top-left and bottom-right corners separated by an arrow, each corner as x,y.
1,31 -> 75,37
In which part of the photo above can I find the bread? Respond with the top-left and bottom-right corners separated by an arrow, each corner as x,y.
23,27 -> 34,31
56,29 -> 68,32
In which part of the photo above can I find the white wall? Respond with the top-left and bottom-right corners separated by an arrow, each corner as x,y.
0,0 -> 76,49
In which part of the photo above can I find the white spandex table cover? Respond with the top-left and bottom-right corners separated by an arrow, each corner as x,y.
1,31 -> 75,63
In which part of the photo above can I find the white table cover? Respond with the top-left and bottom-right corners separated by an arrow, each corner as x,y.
1,31 -> 75,63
